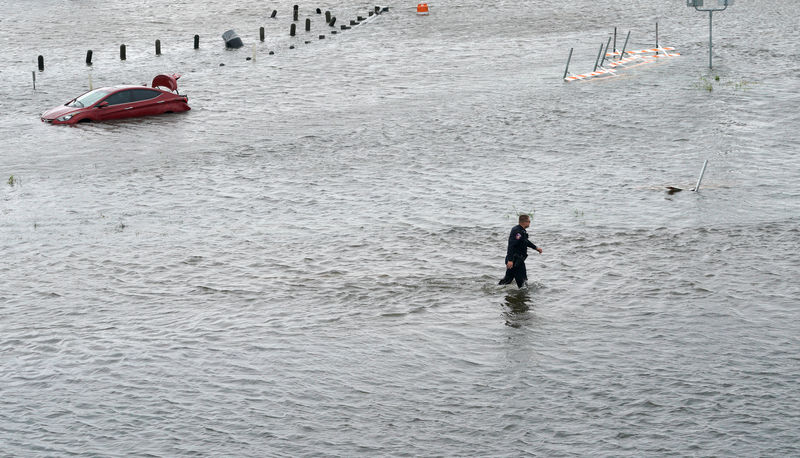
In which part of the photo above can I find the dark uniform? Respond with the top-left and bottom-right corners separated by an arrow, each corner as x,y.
499,224 -> 538,288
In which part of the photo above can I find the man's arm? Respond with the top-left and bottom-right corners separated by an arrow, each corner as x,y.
527,240 -> 543,254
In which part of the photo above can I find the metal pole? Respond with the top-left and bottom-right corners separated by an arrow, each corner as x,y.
600,36 -> 612,67
613,27 -> 617,55
593,43 -> 604,72
691,0 -> 729,70
563,47 -> 573,80
693,160 -> 709,191
619,31 -> 631,60
656,22 -> 659,48
708,11 -> 713,68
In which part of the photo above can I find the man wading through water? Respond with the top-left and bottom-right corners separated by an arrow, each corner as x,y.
499,214 -> 542,289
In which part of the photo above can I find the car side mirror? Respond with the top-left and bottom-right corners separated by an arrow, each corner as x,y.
96,101 -> 109,109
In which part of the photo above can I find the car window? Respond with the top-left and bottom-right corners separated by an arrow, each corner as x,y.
103,90 -> 133,106
130,89 -> 161,102
68,89 -> 109,108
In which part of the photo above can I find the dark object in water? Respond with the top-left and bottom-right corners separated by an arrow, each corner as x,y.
666,186 -> 683,195
222,29 -> 244,49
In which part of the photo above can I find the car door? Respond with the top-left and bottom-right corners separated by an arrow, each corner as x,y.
94,89 -> 134,121
127,89 -> 165,117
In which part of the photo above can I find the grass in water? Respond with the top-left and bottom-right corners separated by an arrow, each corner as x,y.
695,76 -> 714,92
694,75 -> 758,92
510,206 -> 536,222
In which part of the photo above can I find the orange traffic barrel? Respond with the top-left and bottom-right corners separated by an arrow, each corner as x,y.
417,3 -> 429,15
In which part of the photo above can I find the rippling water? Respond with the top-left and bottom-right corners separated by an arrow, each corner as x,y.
2,0 -> 799,455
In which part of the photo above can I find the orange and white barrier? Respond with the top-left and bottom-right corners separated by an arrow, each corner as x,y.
606,47 -> 678,57
417,3 -> 429,15
564,68 -> 616,81
565,45 -> 680,82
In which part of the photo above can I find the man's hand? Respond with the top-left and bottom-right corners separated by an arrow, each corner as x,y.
536,247 -> 543,254
506,261 -> 514,269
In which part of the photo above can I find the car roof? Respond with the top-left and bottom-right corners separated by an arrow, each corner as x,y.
95,85 -> 158,92
112,85 -> 150,90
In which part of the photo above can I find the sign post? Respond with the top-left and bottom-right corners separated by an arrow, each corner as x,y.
686,0 -> 733,69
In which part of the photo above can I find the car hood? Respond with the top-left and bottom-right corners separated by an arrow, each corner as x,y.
41,104 -> 82,120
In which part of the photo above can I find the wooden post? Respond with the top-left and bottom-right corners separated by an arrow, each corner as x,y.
290,24 -> 296,36
293,5 -> 298,21
155,39 -> 161,55
260,27 -> 265,41
271,10 -> 277,18
325,11 -> 331,22
120,44 -> 126,60
306,18 -> 311,31
37,55 -> 44,71
194,34 -> 199,49
329,17 -> 336,27
86,50 -> 93,65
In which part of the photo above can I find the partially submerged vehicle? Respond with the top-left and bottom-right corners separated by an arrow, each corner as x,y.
41,74 -> 190,124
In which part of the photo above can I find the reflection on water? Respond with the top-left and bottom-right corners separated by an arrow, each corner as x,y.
502,288 -> 532,328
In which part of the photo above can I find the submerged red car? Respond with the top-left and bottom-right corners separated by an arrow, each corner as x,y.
41,74 -> 190,124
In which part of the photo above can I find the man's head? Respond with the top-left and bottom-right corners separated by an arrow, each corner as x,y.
518,214 -> 531,228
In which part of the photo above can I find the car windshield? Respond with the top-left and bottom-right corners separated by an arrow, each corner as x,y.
66,89 -> 109,108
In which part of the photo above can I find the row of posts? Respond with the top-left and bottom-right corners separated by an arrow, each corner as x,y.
37,41 -> 172,70
35,5 -> 389,71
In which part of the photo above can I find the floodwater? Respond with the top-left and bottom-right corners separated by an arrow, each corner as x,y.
2,0 -> 799,455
